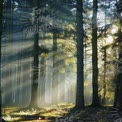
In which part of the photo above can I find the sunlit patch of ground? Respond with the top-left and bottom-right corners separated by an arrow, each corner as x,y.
2,103 -> 122,122
2,102 -> 75,122
40,103 -> 75,117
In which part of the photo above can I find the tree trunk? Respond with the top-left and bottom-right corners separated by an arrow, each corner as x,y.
30,33 -> 39,107
0,0 -> 3,117
116,0 -> 122,24
52,30 -> 58,104
29,0 -> 39,108
118,50 -> 122,109
114,0 -> 122,110
3,0 -> 14,106
114,49 -> 122,109
40,57 -> 46,106
114,27 -> 122,109
75,0 -> 84,109
91,0 -> 100,107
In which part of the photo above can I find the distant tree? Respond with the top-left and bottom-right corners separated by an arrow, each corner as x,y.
40,54 -> 46,106
2,0 -> 15,106
29,0 -> 49,107
91,0 -> 100,107
52,29 -> 58,104
75,0 -> 84,109
102,0 -> 107,105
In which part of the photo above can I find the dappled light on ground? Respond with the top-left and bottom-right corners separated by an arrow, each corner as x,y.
2,103 -> 122,122
2,103 -> 75,121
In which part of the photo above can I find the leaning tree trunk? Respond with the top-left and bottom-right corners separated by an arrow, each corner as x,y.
75,0 -> 84,109
91,0 -> 100,107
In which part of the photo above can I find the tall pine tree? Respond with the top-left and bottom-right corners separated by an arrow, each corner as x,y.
91,0 -> 100,107
75,0 -> 84,109
29,0 -> 39,107
0,0 -> 3,117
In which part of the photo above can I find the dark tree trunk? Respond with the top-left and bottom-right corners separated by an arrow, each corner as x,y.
114,49 -> 122,109
0,0 -> 3,117
29,0 -> 39,107
91,0 -> 100,107
116,0 -> 122,24
114,0 -> 122,110
75,0 -> 84,109
117,50 -> 122,109
114,27 -> 122,109
30,33 -> 39,107
5,0 -> 14,106
40,57 -> 46,106
52,30 -> 58,104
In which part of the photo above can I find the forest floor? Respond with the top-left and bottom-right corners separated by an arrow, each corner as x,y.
2,103 -> 122,122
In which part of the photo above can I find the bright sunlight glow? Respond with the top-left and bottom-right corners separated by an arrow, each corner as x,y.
111,25 -> 119,34
106,36 -> 113,44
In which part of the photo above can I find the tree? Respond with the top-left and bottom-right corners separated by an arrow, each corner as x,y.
0,0 -> 3,117
117,48 -> 122,109
29,0 -> 49,107
113,0 -> 122,109
91,0 -> 100,106
29,0 -> 39,107
116,0 -> 122,24
52,29 -> 58,104
40,54 -> 46,106
75,0 -> 84,109
114,25 -> 122,109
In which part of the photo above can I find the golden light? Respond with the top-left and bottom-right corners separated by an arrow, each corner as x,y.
111,25 -> 118,34
106,36 -> 113,44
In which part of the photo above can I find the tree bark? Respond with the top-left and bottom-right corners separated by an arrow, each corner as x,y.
75,0 -> 84,109
29,0 -> 39,107
114,27 -> 122,109
0,0 -> 3,117
30,33 -> 39,107
91,0 -> 100,107
117,50 -> 122,109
